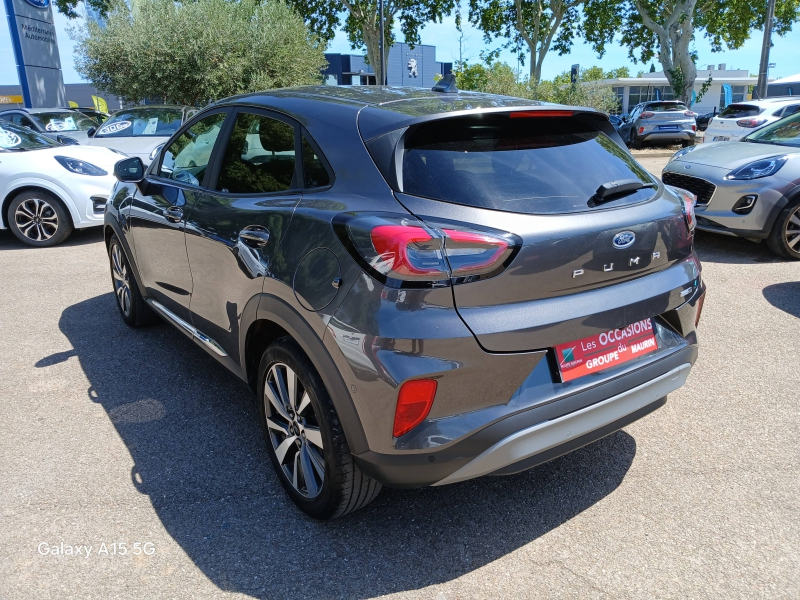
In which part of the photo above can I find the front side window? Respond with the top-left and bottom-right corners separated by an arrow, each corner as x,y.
159,112 -> 227,186
96,108 -> 184,138
0,121 -> 59,151
216,112 -> 297,194
33,111 -> 97,132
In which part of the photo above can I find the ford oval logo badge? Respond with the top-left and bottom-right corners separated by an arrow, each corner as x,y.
613,231 -> 636,249
24,0 -> 50,7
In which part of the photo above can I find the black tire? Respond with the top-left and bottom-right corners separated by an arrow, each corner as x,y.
257,337 -> 381,520
7,190 -> 73,247
108,235 -> 158,326
767,199 -> 800,260
681,139 -> 693,148
630,130 -> 642,149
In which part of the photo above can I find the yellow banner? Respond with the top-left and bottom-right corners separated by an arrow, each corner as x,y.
0,95 -> 24,104
68,100 -> 79,108
91,95 -> 109,114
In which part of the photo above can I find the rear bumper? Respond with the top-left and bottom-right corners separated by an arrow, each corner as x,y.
433,363 -> 690,485
641,131 -> 695,142
353,340 -> 698,488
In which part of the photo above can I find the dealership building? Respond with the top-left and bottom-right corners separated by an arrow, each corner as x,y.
598,65 -> 762,115
322,43 -> 452,88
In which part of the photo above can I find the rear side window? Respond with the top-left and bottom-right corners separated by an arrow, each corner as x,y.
216,112 -> 297,194
302,137 -> 330,188
402,114 -> 654,215
719,104 -> 763,118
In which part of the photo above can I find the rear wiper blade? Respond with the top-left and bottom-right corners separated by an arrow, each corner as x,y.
592,179 -> 655,204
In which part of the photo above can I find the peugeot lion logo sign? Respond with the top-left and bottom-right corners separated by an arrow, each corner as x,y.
612,231 -> 636,249
24,0 -> 51,8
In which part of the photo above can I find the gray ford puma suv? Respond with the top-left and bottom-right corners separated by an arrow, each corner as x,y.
105,81 -> 705,519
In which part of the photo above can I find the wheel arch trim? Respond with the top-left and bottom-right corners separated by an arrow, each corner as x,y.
103,216 -> 148,302
1,179 -> 80,229
247,294 -> 369,455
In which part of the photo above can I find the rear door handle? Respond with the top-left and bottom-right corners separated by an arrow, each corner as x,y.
164,206 -> 183,223
239,226 -> 270,248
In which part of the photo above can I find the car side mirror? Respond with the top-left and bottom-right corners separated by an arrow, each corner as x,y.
114,157 -> 145,183
621,116 -> 628,123
87,127 -> 96,138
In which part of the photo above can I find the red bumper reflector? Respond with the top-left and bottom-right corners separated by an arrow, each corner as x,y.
393,379 -> 438,437
510,110 -> 573,118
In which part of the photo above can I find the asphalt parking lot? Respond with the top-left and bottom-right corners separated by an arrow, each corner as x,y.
1,153 -> 798,599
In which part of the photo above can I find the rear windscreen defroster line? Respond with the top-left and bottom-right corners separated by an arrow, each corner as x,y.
401,114 -> 656,215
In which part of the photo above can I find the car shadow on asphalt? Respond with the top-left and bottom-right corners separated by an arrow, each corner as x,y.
693,231 -> 784,264
763,282 -> 800,318
50,293 -> 637,599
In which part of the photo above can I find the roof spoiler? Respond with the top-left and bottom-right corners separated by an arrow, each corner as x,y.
432,74 -> 458,94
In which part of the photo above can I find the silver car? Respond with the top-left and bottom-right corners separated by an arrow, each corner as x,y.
0,107 -> 99,144
618,101 -> 697,149
662,111 -> 800,259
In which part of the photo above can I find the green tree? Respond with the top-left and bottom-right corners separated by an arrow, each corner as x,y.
71,0 -> 327,106
287,0 -> 455,85
580,0 -> 800,103
468,0 -> 584,84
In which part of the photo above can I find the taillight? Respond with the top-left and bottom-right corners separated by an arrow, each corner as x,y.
393,379 -> 437,437
736,118 -> 767,128
691,125 -> 697,131
334,213 -> 520,288
684,111 -> 695,117
667,186 -> 697,233
641,111 -> 655,118
638,126 -> 645,134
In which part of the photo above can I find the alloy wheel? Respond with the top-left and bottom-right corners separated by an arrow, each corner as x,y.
14,197 -> 59,242
110,243 -> 132,316
784,206 -> 800,251
264,363 -> 325,498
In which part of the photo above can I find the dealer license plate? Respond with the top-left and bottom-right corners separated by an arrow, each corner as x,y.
658,125 -> 679,131
554,319 -> 659,382
713,135 -> 730,141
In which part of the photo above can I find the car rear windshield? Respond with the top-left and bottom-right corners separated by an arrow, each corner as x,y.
719,104 -> 763,118
96,108 -> 183,137
646,102 -> 688,112
401,114 -> 655,215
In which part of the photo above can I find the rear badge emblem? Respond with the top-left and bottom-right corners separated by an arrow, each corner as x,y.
612,231 -> 636,249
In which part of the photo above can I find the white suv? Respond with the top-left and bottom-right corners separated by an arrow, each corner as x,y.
703,97 -> 800,143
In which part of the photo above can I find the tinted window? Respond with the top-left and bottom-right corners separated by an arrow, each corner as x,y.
746,112 -> 800,147
0,121 -> 59,151
302,137 -> 330,188
719,104 -> 763,118
33,111 -> 97,131
645,102 -> 687,112
216,113 -> 297,194
159,112 -> 227,186
783,105 -> 800,116
96,107 -> 184,138
402,114 -> 654,215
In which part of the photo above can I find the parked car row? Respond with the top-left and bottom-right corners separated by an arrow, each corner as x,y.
0,105 -> 197,246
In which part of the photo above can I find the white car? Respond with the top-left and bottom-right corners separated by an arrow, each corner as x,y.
703,97 -> 800,143
83,105 -> 197,166
0,120 -> 121,247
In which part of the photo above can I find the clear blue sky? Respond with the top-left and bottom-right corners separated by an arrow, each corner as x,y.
2,3 -> 799,85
